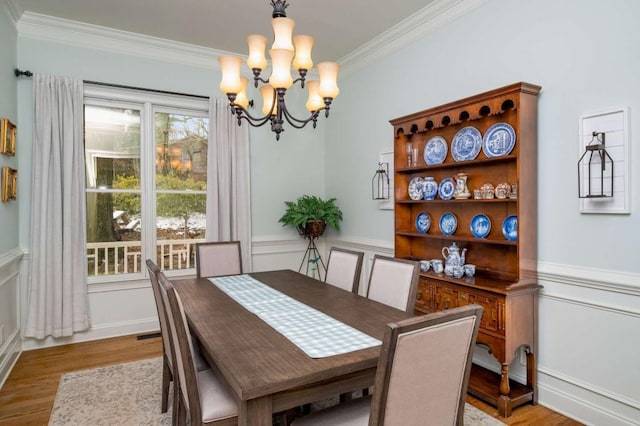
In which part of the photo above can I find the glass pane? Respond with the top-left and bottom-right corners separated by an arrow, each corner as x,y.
156,193 -> 206,271
154,112 -> 208,188
85,105 -> 141,189
86,192 -> 142,276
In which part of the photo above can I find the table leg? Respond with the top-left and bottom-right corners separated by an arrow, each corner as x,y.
239,396 -> 273,426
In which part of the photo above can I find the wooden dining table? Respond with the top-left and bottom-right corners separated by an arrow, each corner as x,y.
172,269 -> 412,426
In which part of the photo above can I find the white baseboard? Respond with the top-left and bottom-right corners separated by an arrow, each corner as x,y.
21,317 -> 159,351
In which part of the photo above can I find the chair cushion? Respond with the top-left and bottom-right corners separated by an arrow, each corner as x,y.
326,251 -> 360,292
292,396 -> 371,425
368,258 -> 416,311
197,369 -> 238,422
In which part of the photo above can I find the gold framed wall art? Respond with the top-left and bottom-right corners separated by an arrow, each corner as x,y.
2,167 -> 17,202
1,118 -> 17,156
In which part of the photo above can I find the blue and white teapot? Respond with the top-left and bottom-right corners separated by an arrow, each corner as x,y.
442,242 -> 467,267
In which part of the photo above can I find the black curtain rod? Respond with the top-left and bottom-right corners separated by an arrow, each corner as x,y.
14,68 -> 209,100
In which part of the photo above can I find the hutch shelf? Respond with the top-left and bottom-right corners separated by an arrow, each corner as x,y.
390,82 -> 541,417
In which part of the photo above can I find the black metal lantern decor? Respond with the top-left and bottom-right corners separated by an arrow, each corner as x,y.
372,162 -> 390,200
578,131 -> 614,198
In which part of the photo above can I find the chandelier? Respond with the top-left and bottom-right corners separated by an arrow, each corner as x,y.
217,0 -> 340,140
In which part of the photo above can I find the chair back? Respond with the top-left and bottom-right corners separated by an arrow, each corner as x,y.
145,259 -> 173,369
366,255 -> 419,313
157,271 -> 203,421
196,241 -> 242,278
325,247 -> 364,293
369,305 -> 483,426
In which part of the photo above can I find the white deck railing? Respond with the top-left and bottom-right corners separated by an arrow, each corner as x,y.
87,238 -> 205,276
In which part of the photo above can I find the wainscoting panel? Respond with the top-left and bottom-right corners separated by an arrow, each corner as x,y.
0,248 -> 23,389
329,238 -> 639,425
536,261 -> 640,426
12,237 -> 640,425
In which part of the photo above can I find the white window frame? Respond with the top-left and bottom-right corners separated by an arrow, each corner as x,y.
84,85 -> 209,285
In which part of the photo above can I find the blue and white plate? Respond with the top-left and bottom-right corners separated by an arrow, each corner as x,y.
439,212 -> 457,236
451,126 -> 482,161
415,212 -> 431,233
438,177 -> 455,200
502,215 -> 517,241
424,136 -> 448,165
483,122 -> 516,158
408,177 -> 424,200
470,214 -> 491,238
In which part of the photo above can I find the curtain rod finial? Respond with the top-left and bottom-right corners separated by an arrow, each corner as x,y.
15,68 -> 33,77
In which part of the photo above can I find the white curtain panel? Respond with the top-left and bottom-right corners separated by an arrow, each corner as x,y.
207,98 -> 252,272
24,74 -> 90,339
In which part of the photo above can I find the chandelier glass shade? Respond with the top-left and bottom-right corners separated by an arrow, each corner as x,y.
218,0 -> 340,140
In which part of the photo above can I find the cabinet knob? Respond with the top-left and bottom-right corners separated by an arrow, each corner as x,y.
460,294 -> 467,301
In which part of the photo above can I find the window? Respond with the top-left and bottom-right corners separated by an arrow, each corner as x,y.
84,86 -> 209,280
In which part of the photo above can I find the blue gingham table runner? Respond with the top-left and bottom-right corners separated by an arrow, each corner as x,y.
209,274 -> 381,358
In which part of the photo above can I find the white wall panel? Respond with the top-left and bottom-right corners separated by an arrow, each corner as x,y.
0,249 -> 22,389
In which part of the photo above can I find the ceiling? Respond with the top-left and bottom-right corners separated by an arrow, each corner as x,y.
10,0 -> 436,63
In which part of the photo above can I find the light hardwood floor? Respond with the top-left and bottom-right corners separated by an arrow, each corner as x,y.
0,334 -> 582,425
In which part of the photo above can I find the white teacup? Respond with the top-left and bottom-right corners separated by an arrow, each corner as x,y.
431,259 -> 444,274
419,260 -> 430,272
464,264 -> 476,277
452,265 -> 464,278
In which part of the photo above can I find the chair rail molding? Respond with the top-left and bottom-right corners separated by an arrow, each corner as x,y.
538,260 -> 640,296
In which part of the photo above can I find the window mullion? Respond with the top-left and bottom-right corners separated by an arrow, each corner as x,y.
141,102 -> 155,271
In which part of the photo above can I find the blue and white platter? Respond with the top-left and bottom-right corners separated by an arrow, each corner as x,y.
451,126 -> 482,161
408,177 -> 424,200
438,177 -> 455,200
483,122 -> 516,158
415,212 -> 431,233
502,215 -> 518,241
439,212 -> 457,236
470,214 -> 491,239
424,136 -> 448,165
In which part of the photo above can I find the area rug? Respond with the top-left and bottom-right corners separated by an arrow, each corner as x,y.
49,357 -> 504,425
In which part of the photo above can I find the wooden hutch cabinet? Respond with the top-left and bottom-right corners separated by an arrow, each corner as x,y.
390,82 -> 541,417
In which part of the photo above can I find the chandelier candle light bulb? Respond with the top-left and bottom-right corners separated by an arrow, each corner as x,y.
268,49 -> 294,89
218,0 -> 339,140
247,35 -> 268,70
260,85 -> 277,116
234,77 -> 250,110
271,17 -> 295,50
305,80 -> 324,112
218,56 -> 243,94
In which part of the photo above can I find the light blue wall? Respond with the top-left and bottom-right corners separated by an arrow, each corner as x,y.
16,37 -> 325,248
326,0 -> 640,273
0,6 -> 18,254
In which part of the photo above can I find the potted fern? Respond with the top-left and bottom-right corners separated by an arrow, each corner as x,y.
278,195 -> 343,237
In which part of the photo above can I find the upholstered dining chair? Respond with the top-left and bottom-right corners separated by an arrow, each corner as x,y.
157,269 -> 239,425
366,255 -> 419,313
146,259 -> 209,414
291,304 -> 484,426
195,241 -> 242,278
325,247 -> 364,293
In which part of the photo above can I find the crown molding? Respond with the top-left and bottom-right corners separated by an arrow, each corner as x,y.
2,0 -> 20,30
339,0 -> 488,77
14,1 -> 486,76
16,11 -> 231,70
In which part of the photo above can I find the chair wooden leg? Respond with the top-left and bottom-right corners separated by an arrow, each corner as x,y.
172,380 -> 180,425
162,355 -> 171,413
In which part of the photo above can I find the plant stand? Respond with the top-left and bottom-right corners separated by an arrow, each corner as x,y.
298,235 -> 326,281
